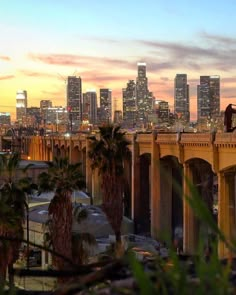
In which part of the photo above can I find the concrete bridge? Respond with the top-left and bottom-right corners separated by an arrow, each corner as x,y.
12,131 -> 236,258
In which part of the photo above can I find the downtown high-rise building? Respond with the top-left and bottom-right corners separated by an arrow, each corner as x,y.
40,100 -> 52,125
153,99 -> 170,125
0,112 -> 11,125
100,88 -> 112,123
122,80 -> 137,128
16,90 -> 27,124
136,62 -> 153,127
83,90 -> 97,125
197,76 -> 220,122
45,106 -> 68,132
112,97 -> 122,122
40,100 -> 52,110
67,76 -> 82,131
26,107 -> 41,127
174,74 -> 190,123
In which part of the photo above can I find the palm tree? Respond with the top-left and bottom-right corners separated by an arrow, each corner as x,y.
88,124 -> 130,248
37,157 -> 85,272
0,152 -> 32,285
43,205 -> 96,267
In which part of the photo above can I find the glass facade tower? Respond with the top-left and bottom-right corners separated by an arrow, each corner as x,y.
67,76 -> 82,131
136,63 -> 153,127
174,74 -> 190,123
197,75 -> 220,121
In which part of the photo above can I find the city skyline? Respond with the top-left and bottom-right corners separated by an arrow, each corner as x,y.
0,0 -> 236,120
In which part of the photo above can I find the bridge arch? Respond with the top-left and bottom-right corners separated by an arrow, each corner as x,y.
124,152 -> 132,219
159,155 -> 183,243
184,153 -> 214,168
71,145 -> 82,164
134,152 -> 151,235
54,144 -> 60,158
183,158 -> 216,254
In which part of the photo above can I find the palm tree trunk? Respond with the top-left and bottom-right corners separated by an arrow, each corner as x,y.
8,263 -> 14,288
49,193 -> 73,283
115,231 -> 121,243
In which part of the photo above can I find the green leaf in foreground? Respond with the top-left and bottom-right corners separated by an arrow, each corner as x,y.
128,251 -> 155,295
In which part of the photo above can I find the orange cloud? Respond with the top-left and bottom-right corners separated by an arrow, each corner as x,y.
28,53 -> 135,70
18,70 -> 55,78
0,56 -> 11,61
0,74 -> 14,80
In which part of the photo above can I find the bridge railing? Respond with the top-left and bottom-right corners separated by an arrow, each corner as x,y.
215,132 -> 236,145
180,133 -> 214,146
156,133 -> 180,144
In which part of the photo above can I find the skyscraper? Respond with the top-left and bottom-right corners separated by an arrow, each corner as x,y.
40,100 -> 52,125
16,90 -> 27,124
136,62 -> 153,127
83,90 -> 97,125
154,99 -> 170,125
0,112 -> 11,125
100,88 -> 112,123
122,80 -> 136,128
67,76 -> 82,131
40,100 -> 52,110
197,76 -> 220,121
174,74 -> 190,123
112,97 -> 122,122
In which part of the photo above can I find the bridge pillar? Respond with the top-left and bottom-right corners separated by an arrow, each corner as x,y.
160,163 -> 173,236
151,135 -> 161,238
39,137 -> 43,160
30,136 -> 41,160
71,147 -> 81,164
60,146 -> 66,158
183,163 -> 198,254
218,172 -> 236,258
49,138 -> 54,161
131,137 -> 140,225
82,148 -> 86,182
68,138 -> 73,163
42,137 -> 46,161
86,138 -> 93,196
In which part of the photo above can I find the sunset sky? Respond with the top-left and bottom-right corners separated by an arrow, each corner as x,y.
0,0 -> 236,121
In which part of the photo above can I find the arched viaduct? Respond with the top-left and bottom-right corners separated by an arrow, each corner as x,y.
17,131 -> 236,258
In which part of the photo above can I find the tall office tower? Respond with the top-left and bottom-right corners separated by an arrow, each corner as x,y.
40,100 -> 53,125
113,110 -> 122,124
16,90 -> 27,124
26,107 -> 41,127
40,100 -> 52,110
112,97 -> 123,122
136,62 -> 153,127
154,99 -> 170,125
100,88 -> 112,123
0,112 -> 11,125
83,90 -> 97,125
197,76 -> 220,122
46,107 -> 68,133
97,107 -> 107,125
67,76 -> 82,131
174,74 -> 190,123
122,80 -> 137,128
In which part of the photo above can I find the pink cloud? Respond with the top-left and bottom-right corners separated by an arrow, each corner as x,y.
0,75 -> 14,80
0,56 -> 10,61
19,70 -> 55,78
